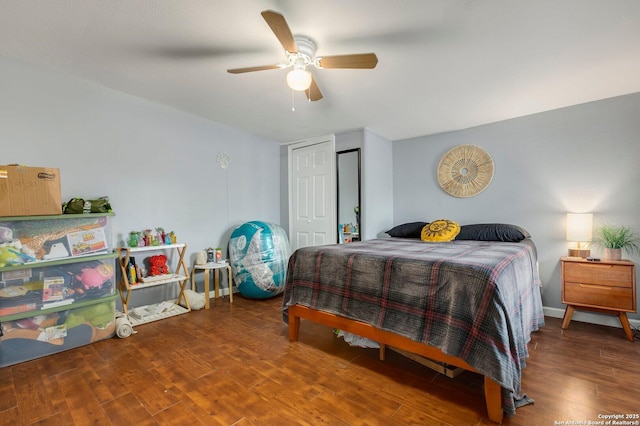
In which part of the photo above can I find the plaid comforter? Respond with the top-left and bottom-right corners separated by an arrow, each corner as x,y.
282,238 -> 544,415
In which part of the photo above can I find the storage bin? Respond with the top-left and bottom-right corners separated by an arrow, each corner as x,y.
0,213 -> 116,367
0,257 -> 116,316
0,294 -> 116,367
0,213 -> 113,267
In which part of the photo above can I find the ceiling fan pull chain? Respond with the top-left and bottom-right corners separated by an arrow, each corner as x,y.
291,89 -> 296,112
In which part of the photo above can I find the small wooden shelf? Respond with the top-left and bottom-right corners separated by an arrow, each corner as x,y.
117,244 -> 191,326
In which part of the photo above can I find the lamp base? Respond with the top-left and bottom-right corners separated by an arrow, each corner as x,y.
568,248 -> 590,258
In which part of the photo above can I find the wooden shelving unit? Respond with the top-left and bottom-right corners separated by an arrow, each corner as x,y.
117,243 -> 191,326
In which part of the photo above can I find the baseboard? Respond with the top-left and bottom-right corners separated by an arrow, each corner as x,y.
204,288 -> 234,297
544,306 -> 640,329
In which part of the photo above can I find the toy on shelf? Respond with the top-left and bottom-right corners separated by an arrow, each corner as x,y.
128,232 -> 139,247
149,255 -> 168,276
156,228 -> 166,246
126,227 -> 176,248
143,229 -> 153,246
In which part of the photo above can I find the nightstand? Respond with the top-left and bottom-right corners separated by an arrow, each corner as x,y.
561,256 -> 636,341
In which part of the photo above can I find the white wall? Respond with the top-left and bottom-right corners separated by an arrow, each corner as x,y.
362,129 -> 394,240
1,55 -> 281,306
393,92 -> 640,322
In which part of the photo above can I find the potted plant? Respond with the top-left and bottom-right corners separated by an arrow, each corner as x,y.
590,224 -> 640,260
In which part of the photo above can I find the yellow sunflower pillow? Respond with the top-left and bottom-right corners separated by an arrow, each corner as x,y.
421,219 -> 460,242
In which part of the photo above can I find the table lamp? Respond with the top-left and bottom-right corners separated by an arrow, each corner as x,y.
566,213 -> 593,258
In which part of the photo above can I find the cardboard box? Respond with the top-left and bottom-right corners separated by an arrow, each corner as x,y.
0,165 -> 62,216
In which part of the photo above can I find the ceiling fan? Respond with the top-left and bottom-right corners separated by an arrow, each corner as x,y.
227,10 -> 378,102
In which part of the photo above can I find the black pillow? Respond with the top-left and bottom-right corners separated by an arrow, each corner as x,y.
456,223 -> 531,242
386,222 -> 428,238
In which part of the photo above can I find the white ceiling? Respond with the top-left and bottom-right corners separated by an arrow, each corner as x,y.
1,1 -> 639,143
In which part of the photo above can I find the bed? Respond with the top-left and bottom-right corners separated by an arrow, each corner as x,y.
282,228 -> 544,424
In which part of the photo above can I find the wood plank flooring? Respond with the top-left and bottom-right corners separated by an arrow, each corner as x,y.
1,295 -> 639,425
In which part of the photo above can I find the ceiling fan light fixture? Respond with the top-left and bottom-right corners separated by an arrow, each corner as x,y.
286,68 -> 312,91
227,11 -> 377,102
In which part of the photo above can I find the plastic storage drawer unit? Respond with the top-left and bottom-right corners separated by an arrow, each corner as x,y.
0,212 -> 116,367
0,295 -> 116,367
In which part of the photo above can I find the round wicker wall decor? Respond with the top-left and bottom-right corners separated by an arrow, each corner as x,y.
437,145 -> 494,198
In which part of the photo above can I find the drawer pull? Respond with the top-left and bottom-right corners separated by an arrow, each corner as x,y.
577,263 -> 613,268
579,283 -> 612,290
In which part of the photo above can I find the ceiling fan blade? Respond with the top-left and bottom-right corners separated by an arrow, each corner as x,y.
227,65 -> 282,74
261,10 -> 298,53
318,53 -> 378,69
306,75 -> 323,102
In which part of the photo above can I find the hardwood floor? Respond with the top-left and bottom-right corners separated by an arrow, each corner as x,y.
1,295 -> 639,426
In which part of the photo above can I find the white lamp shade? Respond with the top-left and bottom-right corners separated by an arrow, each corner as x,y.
566,213 -> 593,243
286,68 -> 312,91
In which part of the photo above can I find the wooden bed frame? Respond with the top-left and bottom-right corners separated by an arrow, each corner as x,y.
287,304 -> 504,424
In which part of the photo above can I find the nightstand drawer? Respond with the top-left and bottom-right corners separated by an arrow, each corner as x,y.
563,262 -> 632,288
563,282 -> 634,311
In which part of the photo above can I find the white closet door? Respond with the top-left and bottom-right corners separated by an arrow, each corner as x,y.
288,136 -> 336,251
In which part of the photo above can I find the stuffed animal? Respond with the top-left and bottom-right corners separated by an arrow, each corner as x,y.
0,226 -> 33,267
149,254 -> 168,276
0,226 -> 14,243
65,302 -> 113,329
0,244 -> 21,267
0,239 -> 35,267
74,264 -> 114,290
181,289 -> 205,310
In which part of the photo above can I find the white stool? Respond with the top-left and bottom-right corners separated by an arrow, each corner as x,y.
190,262 -> 233,309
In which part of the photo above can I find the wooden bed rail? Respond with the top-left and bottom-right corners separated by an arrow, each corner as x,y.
287,304 -> 504,424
